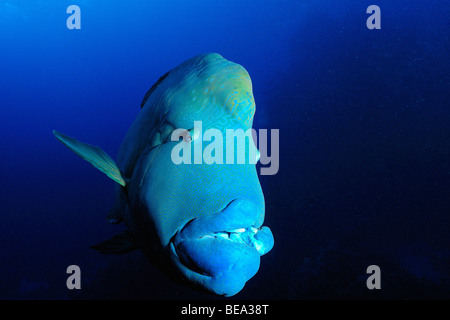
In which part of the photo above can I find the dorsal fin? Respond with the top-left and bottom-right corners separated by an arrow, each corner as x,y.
53,130 -> 127,187
140,70 -> 171,108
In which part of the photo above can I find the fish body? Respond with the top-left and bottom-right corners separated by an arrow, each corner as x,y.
53,53 -> 274,296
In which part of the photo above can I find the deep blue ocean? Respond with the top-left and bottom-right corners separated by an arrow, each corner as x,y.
1,0 -> 449,300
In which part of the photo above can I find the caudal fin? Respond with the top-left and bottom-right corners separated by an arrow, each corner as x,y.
53,130 -> 127,187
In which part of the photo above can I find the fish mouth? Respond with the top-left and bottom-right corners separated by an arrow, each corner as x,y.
168,198 -> 274,296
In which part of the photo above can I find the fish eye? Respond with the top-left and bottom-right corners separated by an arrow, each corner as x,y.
182,130 -> 192,143
179,128 -> 200,143
185,128 -> 200,143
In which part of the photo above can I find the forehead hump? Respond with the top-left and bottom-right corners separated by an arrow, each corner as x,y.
168,53 -> 256,129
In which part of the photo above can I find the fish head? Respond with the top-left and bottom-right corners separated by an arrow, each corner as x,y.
132,53 -> 274,296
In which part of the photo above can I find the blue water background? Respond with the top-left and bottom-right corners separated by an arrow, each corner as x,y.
0,0 -> 449,299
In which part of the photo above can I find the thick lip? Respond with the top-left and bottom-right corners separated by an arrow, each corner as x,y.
169,228 -> 261,278
168,198 -> 272,277
173,198 -> 263,243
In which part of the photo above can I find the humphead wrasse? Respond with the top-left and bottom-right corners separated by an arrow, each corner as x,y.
53,53 -> 274,297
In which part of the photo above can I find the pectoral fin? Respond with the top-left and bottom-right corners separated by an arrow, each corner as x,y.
53,130 -> 127,187
91,230 -> 138,254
